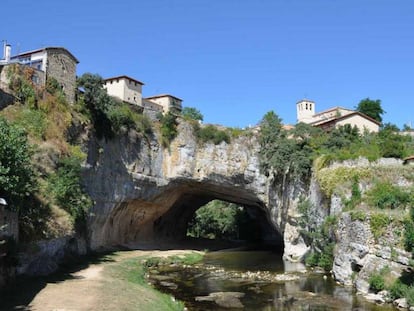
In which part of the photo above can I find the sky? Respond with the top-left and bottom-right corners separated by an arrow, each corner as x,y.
2,0 -> 414,128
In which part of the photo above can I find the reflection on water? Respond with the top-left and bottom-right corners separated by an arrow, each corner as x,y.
149,249 -> 397,311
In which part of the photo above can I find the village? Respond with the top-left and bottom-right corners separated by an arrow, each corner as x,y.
0,43 -> 383,134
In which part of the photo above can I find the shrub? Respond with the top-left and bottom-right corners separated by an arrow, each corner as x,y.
196,125 -> 230,145
11,107 -> 48,140
135,113 -> 153,135
389,280 -> 409,300
404,219 -> 414,252
181,107 -> 203,122
159,112 -> 178,147
406,286 -> 414,306
47,153 -> 92,230
6,64 -> 38,107
370,213 -> 390,240
369,273 -> 385,292
0,117 -> 36,211
350,210 -> 367,221
107,103 -> 137,133
366,182 -> 411,209
318,243 -> 335,271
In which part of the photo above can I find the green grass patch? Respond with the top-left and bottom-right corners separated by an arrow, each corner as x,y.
101,253 -> 197,311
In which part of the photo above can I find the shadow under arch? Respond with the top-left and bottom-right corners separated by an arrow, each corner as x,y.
98,180 -> 284,251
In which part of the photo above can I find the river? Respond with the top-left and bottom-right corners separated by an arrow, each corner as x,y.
148,247 -> 397,311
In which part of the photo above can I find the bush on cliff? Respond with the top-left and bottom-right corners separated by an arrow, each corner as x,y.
0,117 -> 36,211
47,153 -> 92,230
195,124 -> 230,145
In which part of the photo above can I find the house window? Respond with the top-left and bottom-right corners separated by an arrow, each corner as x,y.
310,103 -> 312,110
306,103 -> 308,110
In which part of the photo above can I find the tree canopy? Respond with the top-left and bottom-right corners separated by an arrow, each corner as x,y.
355,98 -> 385,123
181,107 -> 203,122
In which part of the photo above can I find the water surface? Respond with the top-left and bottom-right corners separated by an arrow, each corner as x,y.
149,248 -> 397,311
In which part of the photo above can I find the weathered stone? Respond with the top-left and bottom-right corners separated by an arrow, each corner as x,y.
394,298 -> 408,309
364,293 -> 386,304
83,121 -> 296,250
195,292 -> 245,308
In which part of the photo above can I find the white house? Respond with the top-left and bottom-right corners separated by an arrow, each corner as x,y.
296,99 -> 380,133
104,75 -> 144,106
144,94 -> 182,114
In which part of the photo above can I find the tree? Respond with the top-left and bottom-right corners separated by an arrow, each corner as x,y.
355,98 -> 385,123
181,107 -> 203,122
0,118 -> 36,211
77,73 -> 115,138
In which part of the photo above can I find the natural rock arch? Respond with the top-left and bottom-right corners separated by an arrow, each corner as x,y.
93,180 -> 283,249
83,122 -> 304,254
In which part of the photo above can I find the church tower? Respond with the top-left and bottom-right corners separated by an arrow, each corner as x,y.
296,99 -> 315,123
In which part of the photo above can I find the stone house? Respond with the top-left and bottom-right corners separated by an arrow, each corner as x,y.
103,75 -> 181,116
296,99 -> 380,133
0,46 -> 79,103
103,75 -> 144,106
144,94 -> 182,114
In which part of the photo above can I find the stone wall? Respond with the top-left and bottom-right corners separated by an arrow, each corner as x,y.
46,49 -> 77,103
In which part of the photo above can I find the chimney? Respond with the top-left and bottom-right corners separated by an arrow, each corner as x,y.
5,44 -> 11,62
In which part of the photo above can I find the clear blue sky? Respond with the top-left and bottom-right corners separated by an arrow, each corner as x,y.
2,0 -> 414,128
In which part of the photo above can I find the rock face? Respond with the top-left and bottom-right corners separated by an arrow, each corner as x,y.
81,121 -> 413,302
83,121 -> 305,252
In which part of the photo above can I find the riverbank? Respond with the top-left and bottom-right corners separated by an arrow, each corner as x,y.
0,249 -> 202,311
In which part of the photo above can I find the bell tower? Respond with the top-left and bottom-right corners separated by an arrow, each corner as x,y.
296,99 -> 315,123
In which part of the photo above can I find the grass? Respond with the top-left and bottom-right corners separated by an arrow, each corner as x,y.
98,251 -> 203,311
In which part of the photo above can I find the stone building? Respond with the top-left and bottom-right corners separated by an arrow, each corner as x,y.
144,94 -> 182,114
7,46 -> 79,103
104,75 -> 144,106
296,99 -> 380,133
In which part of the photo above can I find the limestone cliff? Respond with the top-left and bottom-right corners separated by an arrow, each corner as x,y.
82,120 -> 305,251
81,124 -> 413,299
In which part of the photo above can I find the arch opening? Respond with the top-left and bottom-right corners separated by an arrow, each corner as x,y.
151,183 -> 284,251
99,181 -> 284,252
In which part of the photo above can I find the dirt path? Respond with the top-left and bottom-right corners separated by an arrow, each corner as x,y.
28,249 -> 198,311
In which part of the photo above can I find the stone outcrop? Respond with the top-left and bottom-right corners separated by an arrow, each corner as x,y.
82,121 -> 305,251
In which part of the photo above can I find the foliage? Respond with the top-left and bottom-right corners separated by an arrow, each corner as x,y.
187,200 -> 256,241
404,212 -> 414,253
196,124 -> 230,145
316,167 -> 371,197
259,112 -> 318,180
107,103 -> 137,132
77,73 -> 115,139
10,107 -> 48,140
0,117 -> 36,211
6,64 -> 38,107
181,107 -> 203,122
355,98 -> 385,123
47,153 -> 92,229
370,213 -> 391,240
369,273 -> 386,293
298,198 -> 336,271
378,125 -> 410,158
389,280 -> 410,300
366,182 -> 412,209
350,210 -> 367,221
159,111 -> 178,147
406,286 -> 414,306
